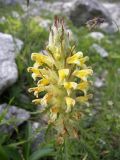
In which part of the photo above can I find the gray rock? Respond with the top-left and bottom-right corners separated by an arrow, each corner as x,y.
11,11 -> 20,19
0,32 -> 23,95
94,77 -> 104,88
33,17 -> 51,30
1,0 -> 24,4
0,17 -> 6,23
0,103 -> 30,133
101,2 -> 120,32
90,43 -> 108,58
69,0 -> 112,27
87,32 -> 105,41
31,121 -> 45,150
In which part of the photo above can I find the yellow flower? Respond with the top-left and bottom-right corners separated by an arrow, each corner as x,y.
28,17 -> 93,143
28,86 -> 45,98
32,99 -> 41,105
37,78 -> 49,86
58,69 -> 69,83
50,106 -> 59,121
77,81 -> 90,94
64,82 -> 77,95
27,67 -> 42,80
65,97 -> 75,112
66,52 -> 83,65
41,93 -> 52,106
76,94 -> 93,104
73,69 -> 93,81
31,53 -> 54,67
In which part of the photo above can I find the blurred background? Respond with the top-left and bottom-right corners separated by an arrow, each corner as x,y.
0,0 -> 120,159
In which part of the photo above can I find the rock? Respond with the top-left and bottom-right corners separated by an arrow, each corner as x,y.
90,44 -> 108,58
87,32 -> 105,41
0,103 -> 30,134
69,0 -> 112,27
0,32 -> 23,95
11,11 -> 20,19
33,17 -> 51,30
99,22 -> 116,33
107,100 -> 113,106
102,2 -> 120,32
94,77 -> 104,88
117,68 -> 120,74
31,121 -> 45,150
0,17 -> 6,23
1,0 -> 25,4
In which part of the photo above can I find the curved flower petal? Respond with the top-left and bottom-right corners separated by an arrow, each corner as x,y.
50,106 -> 59,121
28,86 -> 45,98
37,78 -> 49,86
66,52 -> 83,65
65,97 -> 75,112
41,93 -> 52,106
73,69 -> 93,81
31,53 -> 54,67
76,94 -> 93,104
58,69 -> 69,82
32,99 -> 41,105
64,82 -> 77,95
77,81 -> 90,94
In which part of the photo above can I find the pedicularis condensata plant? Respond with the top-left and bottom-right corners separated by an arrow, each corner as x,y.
27,17 -> 93,144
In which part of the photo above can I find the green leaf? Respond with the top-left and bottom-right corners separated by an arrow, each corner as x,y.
5,147 -> 21,160
30,147 -> 55,160
0,134 -> 8,145
0,145 -> 8,160
0,108 -> 7,123
23,122 -> 32,160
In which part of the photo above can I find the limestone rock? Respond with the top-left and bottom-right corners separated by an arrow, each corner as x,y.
0,103 -> 30,133
69,0 -> 112,27
101,2 -> 120,32
1,0 -> 24,4
0,32 -> 23,95
90,43 -> 108,58
87,32 -> 105,41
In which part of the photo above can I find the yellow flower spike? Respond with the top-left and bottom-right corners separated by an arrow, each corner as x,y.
28,17 -> 93,142
66,52 -> 83,65
73,69 -> 93,81
64,82 -> 77,95
32,99 -> 41,105
65,97 -> 75,113
58,69 -> 69,83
